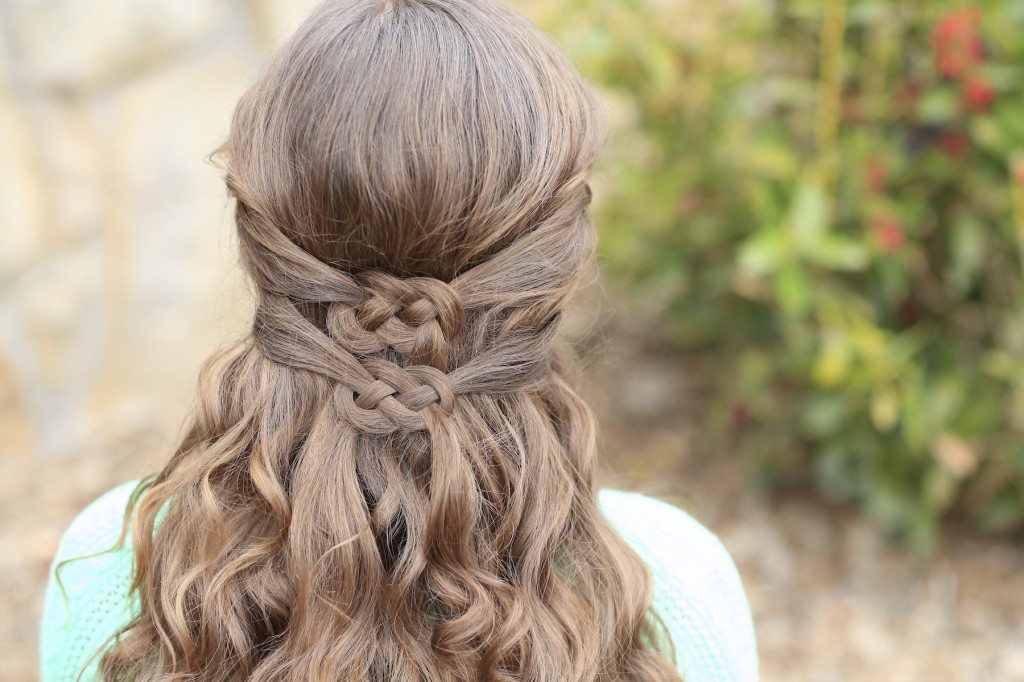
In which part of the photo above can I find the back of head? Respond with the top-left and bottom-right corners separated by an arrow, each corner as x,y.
103,0 -> 682,679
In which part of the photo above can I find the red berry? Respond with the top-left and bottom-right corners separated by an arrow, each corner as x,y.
962,76 -> 996,112
938,52 -> 967,79
873,216 -> 904,254
932,7 -> 985,79
967,34 -> 984,61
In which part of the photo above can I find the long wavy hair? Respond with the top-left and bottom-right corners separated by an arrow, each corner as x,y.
98,0 -> 682,679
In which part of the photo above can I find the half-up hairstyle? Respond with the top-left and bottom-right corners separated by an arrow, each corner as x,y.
100,0 -> 683,679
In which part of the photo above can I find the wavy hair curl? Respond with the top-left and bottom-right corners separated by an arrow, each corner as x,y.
100,0 -> 682,679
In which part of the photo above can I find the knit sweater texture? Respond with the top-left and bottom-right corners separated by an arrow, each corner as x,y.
40,480 -> 758,681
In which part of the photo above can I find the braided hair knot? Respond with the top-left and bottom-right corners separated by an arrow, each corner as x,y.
340,271 -> 467,371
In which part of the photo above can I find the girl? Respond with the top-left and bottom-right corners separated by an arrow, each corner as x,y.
40,0 -> 757,679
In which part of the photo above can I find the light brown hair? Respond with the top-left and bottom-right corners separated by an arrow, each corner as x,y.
100,0 -> 682,678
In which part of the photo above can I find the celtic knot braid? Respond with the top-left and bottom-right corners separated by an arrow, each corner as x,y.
336,359 -> 456,434
241,197 -> 564,434
252,284 -> 465,435
328,271 -> 467,372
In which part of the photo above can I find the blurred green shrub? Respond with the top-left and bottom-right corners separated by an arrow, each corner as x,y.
545,0 -> 1024,547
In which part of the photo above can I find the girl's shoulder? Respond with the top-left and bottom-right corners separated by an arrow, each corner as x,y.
40,480 -> 142,682
42,482 -> 758,682
598,488 -> 759,682
52,480 -> 143,561
598,488 -> 728,558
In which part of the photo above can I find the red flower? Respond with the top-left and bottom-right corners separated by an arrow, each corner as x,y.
962,75 -> 996,112
967,33 -> 984,61
873,216 -> 904,254
932,7 -> 984,79
940,132 -> 969,158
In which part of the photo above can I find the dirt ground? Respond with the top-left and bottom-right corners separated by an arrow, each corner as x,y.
2,311 -> 1024,681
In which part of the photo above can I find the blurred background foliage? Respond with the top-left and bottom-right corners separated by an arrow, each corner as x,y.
538,0 -> 1024,549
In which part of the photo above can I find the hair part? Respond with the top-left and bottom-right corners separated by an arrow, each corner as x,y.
98,0 -> 682,679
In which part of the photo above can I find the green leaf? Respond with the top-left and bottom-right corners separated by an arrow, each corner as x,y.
789,180 -> 829,246
916,86 -> 960,124
982,64 -> 1024,91
801,393 -> 849,437
747,141 -> 800,180
900,386 -> 931,454
925,378 -> 967,432
812,334 -> 852,388
969,116 -> 1007,156
737,229 -> 791,276
774,265 -> 812,317
870,387 -> 900,432
922,467 -> 959,513
977,494 -> 1024,532
805,234 -> 871,271
947,213 -> 987,295
993,100 -> 1024,146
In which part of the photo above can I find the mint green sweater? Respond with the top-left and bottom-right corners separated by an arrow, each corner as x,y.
41,481 -> 758,681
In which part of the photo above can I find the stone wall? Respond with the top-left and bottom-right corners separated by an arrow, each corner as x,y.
0,0 -> 337,461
